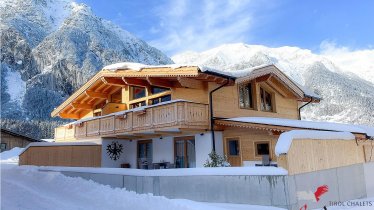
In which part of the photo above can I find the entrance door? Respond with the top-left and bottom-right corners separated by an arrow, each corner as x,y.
225,138 -> 241,166
137,140 -> 152,169
174,136 -> 196,168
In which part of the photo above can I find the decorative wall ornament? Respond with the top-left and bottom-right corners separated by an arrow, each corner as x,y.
106,141 -> 123,160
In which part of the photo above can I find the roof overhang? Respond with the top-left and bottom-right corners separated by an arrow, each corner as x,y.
235,65 -> 320,102
215,118 -> 369,140
51,66 -> 233,119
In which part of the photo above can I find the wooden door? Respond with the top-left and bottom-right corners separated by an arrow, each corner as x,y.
225,138 -> 242,166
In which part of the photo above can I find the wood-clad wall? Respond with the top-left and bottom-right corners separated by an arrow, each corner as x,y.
19,145 -> 102,167
222,127 -> 279,164
278,139 -> 365,175
210,82 -> 300,120
78,79 -> 299,121
171,87 -> 208,104
0,132 -> 35,151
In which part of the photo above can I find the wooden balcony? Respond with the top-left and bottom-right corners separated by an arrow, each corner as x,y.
54,101 -> 209,141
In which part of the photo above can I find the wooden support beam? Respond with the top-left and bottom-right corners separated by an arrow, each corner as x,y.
101,85 -> 113,93
85,91 -> 107,99
94,81 -> 108,92
196,74 -> 210,80
154,130 -> 182,135
255,74 -> 272,83
146,77 -> 174,88
59,112 -> 80,119
102,77 -> 127,87
266,79 -> 289,98
215,77 -> 226,84
71,103 -> 92,110
177,77 -> 204,89
132,132 -> 162,137
122,77 -> 148,87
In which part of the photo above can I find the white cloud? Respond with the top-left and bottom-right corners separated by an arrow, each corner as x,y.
149,0 -> 255,55
319,40 -> 374,84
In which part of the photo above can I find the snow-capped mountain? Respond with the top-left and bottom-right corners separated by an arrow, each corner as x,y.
1,0 -> 172,138
173,43 -> 374,126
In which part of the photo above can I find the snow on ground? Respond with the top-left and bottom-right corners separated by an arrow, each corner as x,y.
0,164 -> 283,210
1,148 -> 372,210
0,147 -> 23,163
5,70 -> 26,103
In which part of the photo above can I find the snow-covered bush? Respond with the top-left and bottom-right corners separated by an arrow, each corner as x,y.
204,150 -> 230,167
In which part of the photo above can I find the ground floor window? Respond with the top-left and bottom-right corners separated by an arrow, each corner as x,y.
137,140 -> 152,169
174,136 -> 196,168
1,143 -> 7,152
255,141 -> 270,157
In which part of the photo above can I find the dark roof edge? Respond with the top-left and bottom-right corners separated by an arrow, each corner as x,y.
1,128 -> 43,142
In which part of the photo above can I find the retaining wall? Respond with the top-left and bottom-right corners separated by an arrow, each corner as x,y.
43,162 -> 374,210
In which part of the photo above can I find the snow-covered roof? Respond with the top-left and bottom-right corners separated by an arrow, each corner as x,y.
39,166 -> 288,176
103,62 -> 199,72
220,117 -> 374,137
102,62 -> 320,100
275,130 -> 355,156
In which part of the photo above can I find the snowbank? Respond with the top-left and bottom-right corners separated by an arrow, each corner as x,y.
275,130 -> 355,156
0,147 -> 24,163
1,164 -> 284,210
40,166 -> 288,176
223,117 -> 373,136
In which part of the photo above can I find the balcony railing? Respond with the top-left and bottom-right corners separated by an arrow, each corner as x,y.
55,101 -> 209,141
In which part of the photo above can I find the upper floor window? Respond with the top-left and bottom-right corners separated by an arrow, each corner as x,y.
239,83 -> 253,109
151,86 -> 170,94
260,87 -> 273,112
131,86 -> 146,100
110,89 -> 122,103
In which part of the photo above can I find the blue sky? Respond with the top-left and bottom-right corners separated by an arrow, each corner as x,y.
77,0 -> 374,56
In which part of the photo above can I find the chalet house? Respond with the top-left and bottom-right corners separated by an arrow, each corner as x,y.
19,63 -> 374,175
1,128 -> 42,152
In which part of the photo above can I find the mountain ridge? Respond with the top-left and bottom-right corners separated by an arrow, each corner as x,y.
0,0 -> 173,139
173,43 -> 374,127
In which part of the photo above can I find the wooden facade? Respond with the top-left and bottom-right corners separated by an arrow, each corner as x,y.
222,127 -> 279,166
211,82 -> 300,120
0,129 -> 41,152
277,139 -> 366,175
19,145 -> 101,167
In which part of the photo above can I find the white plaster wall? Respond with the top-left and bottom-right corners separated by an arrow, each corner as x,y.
101,139 -> 137,168
195,131 -> 223,167
152,137 -> 174,163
